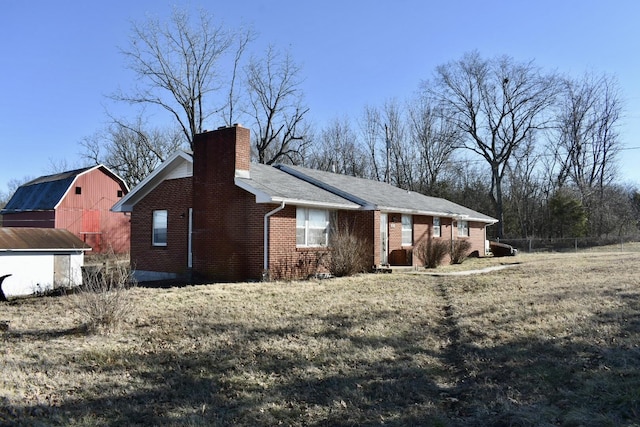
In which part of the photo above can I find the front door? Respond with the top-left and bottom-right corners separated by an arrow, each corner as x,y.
380,213 -> 388,265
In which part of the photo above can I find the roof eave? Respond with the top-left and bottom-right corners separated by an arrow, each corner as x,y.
53,169 -> 89,210
377,206 -> 498,223
112,151 -> 192,213
235,178 -> 360,210
270,197 -> 360,210
1,208 -> 54,213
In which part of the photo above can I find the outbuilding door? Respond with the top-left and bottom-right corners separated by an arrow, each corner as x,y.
53,254 -> 71,288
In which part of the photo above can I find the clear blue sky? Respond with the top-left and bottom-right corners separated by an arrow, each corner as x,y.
2,0 -> 640,193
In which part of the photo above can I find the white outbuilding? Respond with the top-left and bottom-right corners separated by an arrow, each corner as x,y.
0,228 -> 91,299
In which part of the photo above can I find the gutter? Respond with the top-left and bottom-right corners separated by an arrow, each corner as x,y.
263,201 -> 286,277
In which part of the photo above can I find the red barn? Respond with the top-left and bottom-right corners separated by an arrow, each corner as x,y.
1,165 -> 130,254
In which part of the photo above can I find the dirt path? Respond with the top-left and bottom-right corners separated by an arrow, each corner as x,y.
433,278 -> 475,415
408,262 -> 522,277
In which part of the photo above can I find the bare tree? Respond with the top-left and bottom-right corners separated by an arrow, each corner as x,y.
407,93 -> 460,195
430,51 -> 559,238
114,8 -> 252,148
555,74 -> 621,190
307,116 -> 369,177
45,158 -> 85,175
597,184 -> 640,237
383,99 -> 416,189
555,75 -> 622,187
447,159 -> 495,224
245,46 -> 310,165
81,116 -> 186,187
358,105 -> 384,181
553,73 -> 623,235
503,135 -> 544,237
223,29 -> 255,126
355,101 -> 415,186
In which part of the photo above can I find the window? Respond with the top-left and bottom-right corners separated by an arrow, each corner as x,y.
296,208 -> 330,247
152,210 -> 168,246
458,220 -> 469,237
433,217 -> 441,237
117,190 -> 123,198
75,186 -> 82,195
401,214 -> 413,246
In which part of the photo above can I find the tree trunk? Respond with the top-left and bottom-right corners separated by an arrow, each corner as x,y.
490,166 -> 505,239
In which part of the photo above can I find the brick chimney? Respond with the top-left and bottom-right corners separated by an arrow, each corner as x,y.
193,124 -> 250,182
191,124 -> 252,282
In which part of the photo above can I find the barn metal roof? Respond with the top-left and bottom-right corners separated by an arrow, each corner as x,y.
1,167 -> 93,212
0,228 -> 91,251
1,165 -> 128,214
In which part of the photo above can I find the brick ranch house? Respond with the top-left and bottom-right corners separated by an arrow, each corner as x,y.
112,125 -> 497,282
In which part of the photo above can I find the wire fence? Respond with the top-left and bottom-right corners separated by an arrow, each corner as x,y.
497,236 -> 640,253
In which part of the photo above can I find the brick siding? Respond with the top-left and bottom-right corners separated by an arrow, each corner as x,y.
131,177 -> 192,276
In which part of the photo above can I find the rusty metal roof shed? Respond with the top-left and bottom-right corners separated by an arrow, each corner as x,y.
0,228 -> 92,251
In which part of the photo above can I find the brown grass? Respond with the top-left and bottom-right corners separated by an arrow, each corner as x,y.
1,249 -> 639,426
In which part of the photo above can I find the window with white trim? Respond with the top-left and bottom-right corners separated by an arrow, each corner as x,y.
457,220 -> 469,237
296,208 -> 330,247
152,210 -> 168,246
433,217 -> 441,237
401,214 -> 413,246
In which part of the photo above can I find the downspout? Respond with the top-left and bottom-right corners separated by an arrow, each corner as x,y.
451,217 -> 456,255
483,225 -> 487,256
264,202 -> 286,278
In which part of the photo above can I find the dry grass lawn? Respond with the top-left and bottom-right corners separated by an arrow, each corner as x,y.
1,248 -> 639,426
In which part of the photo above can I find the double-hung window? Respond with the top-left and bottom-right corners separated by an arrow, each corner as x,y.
457,220 -> 469,237
296,208 -> 330,247
433,217 -> 441,237
152,210 -> 168,246
401,214 -> 413,246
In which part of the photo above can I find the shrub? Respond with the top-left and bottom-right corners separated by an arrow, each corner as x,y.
450,239 -> 472,264
415,238 -> 449,268
73,251 -> 136,333
328,224 -> 369,277
268,250 -> 328,281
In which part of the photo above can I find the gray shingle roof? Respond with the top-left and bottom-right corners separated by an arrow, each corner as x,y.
236,163 -> 360,209
112,148 -> 496,224
277,164 -> 497,223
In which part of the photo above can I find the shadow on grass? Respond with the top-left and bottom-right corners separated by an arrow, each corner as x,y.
431,278 -> 640,426
2,292 -> 639,426
3,325 -> 89,340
